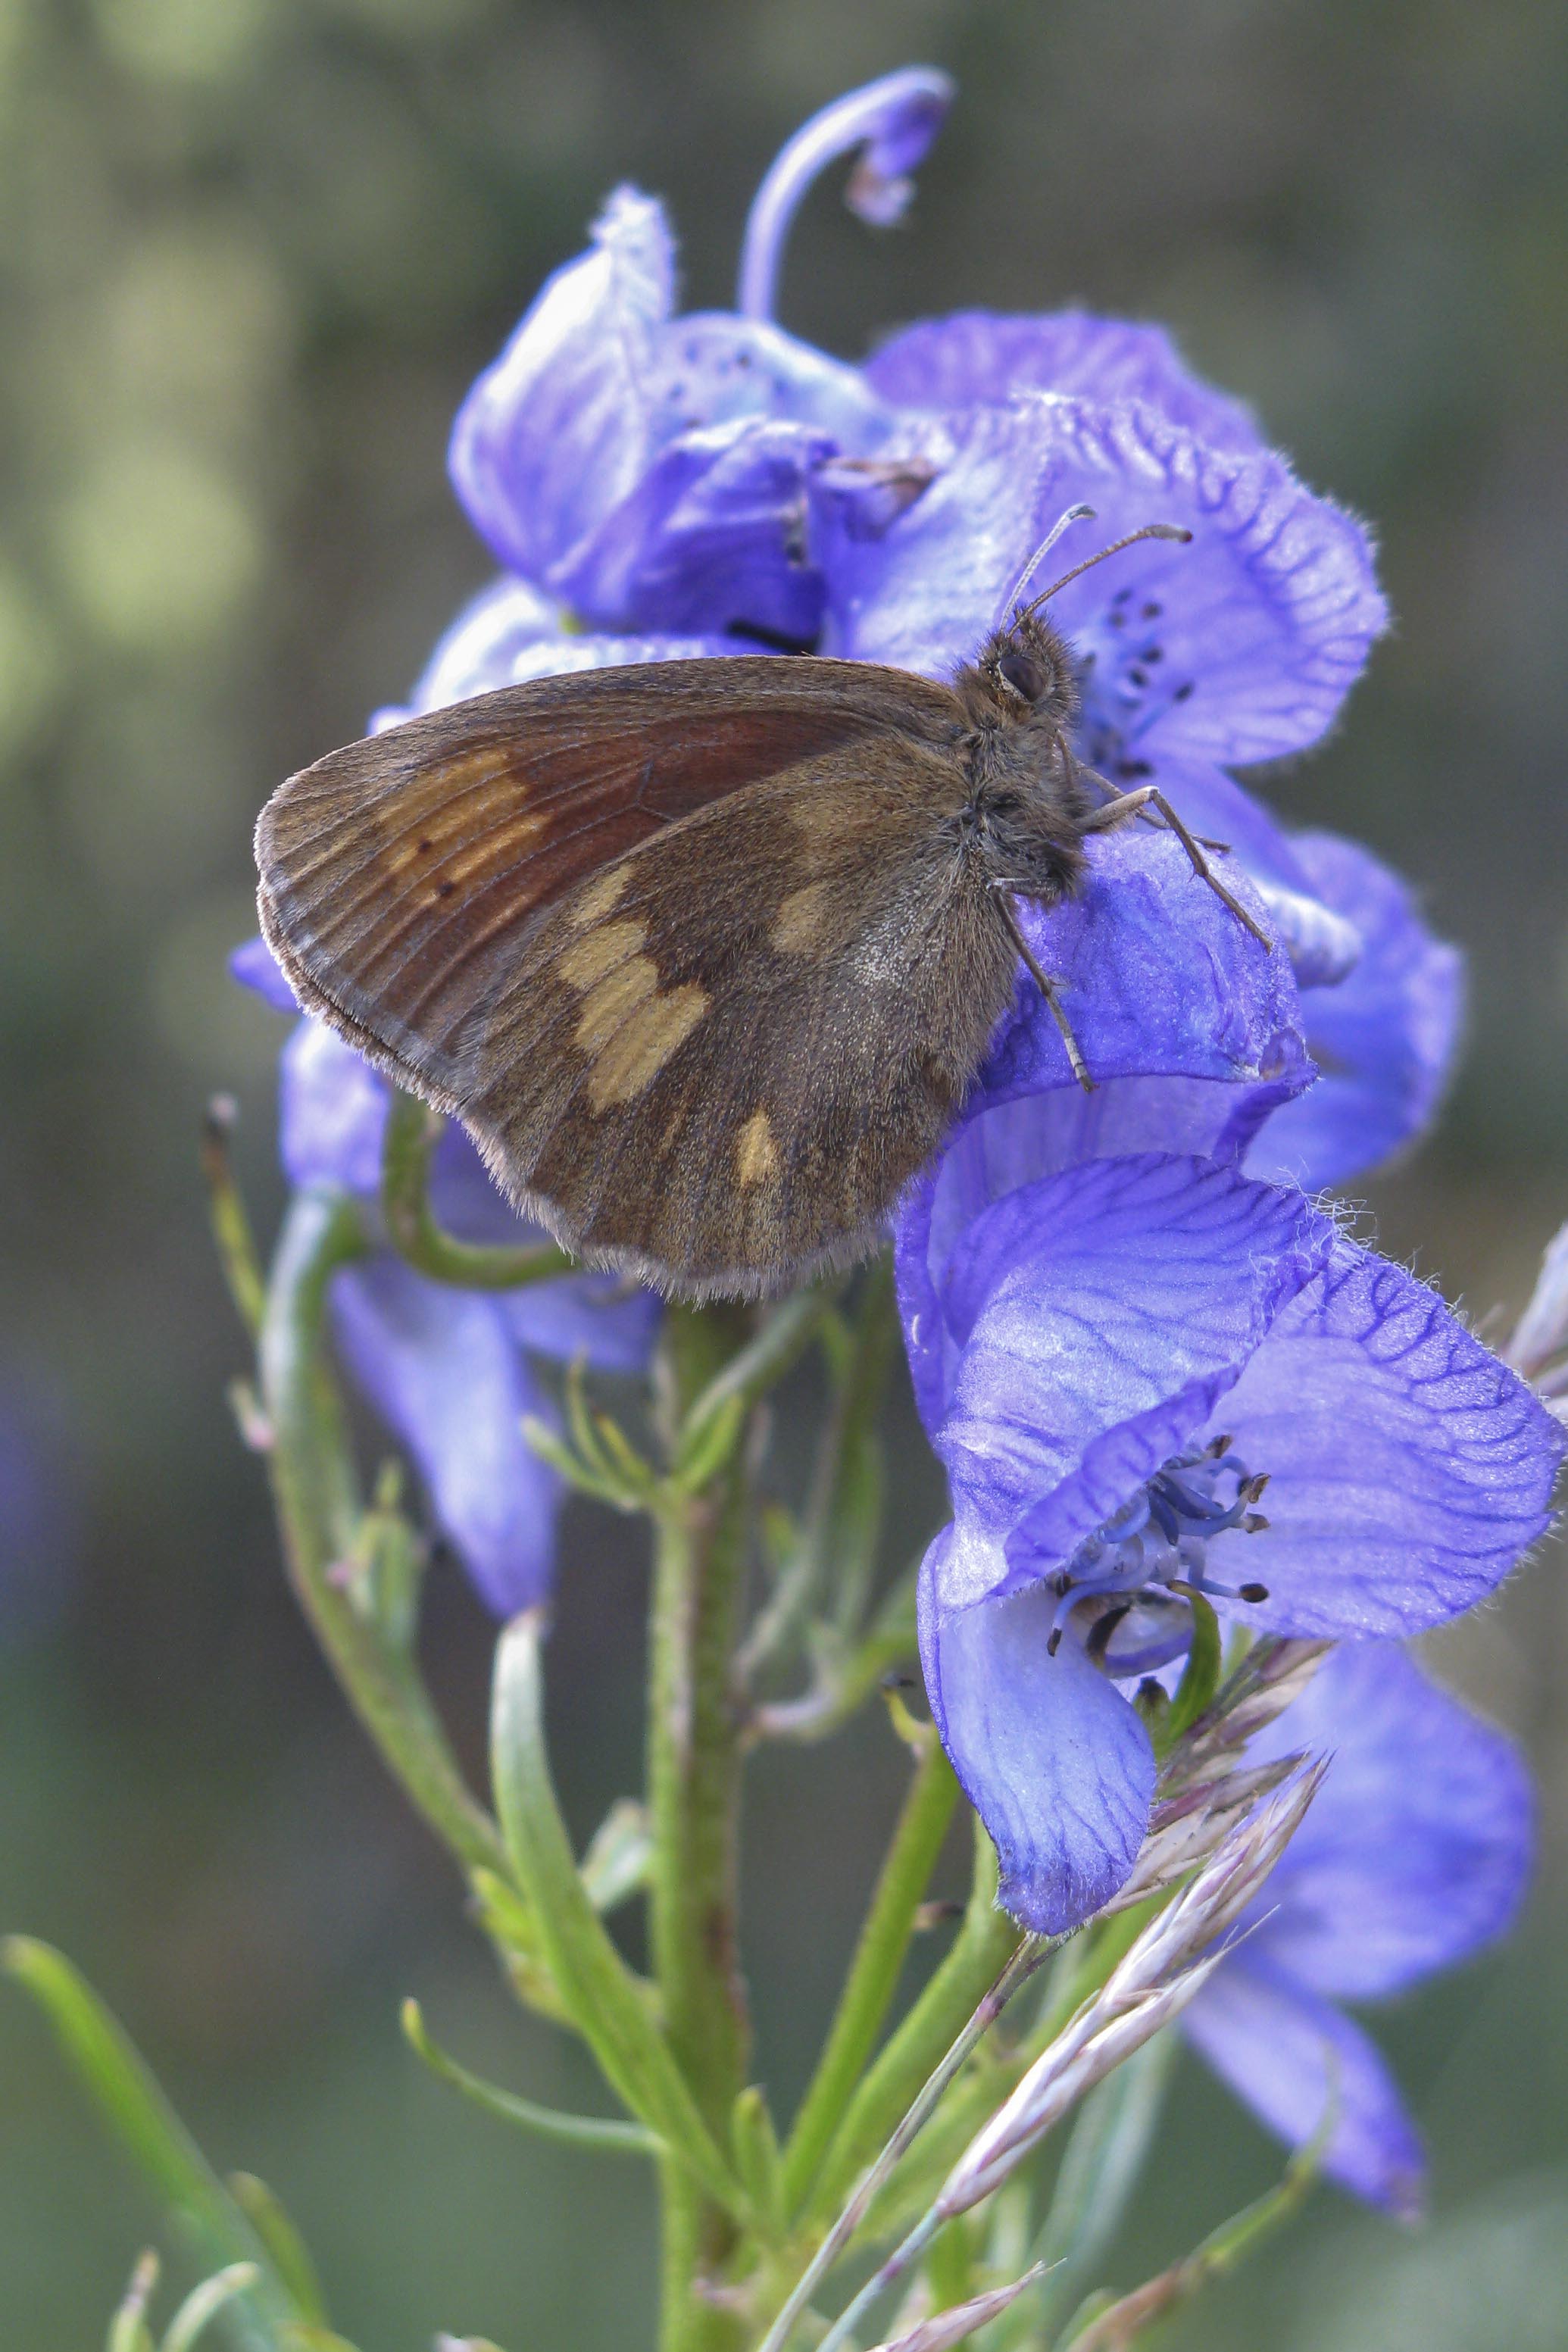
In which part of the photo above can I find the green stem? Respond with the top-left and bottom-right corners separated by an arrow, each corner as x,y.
649,1307 -> 755,2352
259,1185 -> 511,1884
380,1088 -> 573,1289
781,1733 -> 959,2214
804,1819 -> 1025,2229
489,1616 -> 742,2208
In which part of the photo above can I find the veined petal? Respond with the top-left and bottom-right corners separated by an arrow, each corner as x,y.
562,416 -> 836,639
1238,1643 -> 1532,1997
643,312 -> 897,445
1246,830 -> 1465,1190
1214,1241 -> 1563,1636
821,395 -> 1387,766
1183,1951 -> 1426,2217
929,1154 -> 1329,1583
865,309 -> 1261,450
896,831 -> 1312,1425
448,187 -> 673,585
280,1020 -> 386,1195
331,1258 -> 560,1616
920,1534 -> 1155,1931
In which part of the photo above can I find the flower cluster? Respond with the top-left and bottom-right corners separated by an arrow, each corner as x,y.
239,70 -> 1558,2105
1185,1643 -> 1532,2214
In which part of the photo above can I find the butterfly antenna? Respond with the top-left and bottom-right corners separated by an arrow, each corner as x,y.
1014,521 -> 1192,629
997,504 -> 1097,625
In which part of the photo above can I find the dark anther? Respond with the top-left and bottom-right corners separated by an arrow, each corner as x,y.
1238,1582 -> 1270,1604
1173,679 -> 1195,702
1204,1433 -> 1235,1457
1243,1513 -> 1271,1535
1046,1624 -> 1064,1658
1142,601 -> 1163,620
1085,1603 -> 1132,1661
879,1671 -> 918,1691
1128,667 -> 1149,688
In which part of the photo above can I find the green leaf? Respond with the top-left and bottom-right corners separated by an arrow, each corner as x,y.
401,1998 -> 663,2157
579,1798 -> 653,1916
226,2179 -> 327,2329
4,1939 -> 296,2349
163,2266 -> 262,2352
488,1615 -> 746,2219
107,2251 -> 159,2352
731,2086 -> 786,2240
1163,1592 -> 1222,1745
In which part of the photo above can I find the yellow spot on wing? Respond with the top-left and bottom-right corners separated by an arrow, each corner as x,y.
570,864 -> 633,928
574,956 -> 658,1052
435,811 -> 548,888
772,882 -> 830,954
736,1109 -> 779,1187
587,985 -> 709,1109
558,918 -> 646,990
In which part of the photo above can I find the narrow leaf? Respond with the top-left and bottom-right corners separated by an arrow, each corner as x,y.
163,2266 -> 262,2352
226,2179 -> 327,2327
107,2251 -> 158,2352
401,1999 -> 662,2157
4,1939 -> 295,2347
1163,1593 -> 1221,1744
489,1616 -> 745,2216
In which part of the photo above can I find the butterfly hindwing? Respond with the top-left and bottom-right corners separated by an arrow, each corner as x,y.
458,758 -> 1017,1295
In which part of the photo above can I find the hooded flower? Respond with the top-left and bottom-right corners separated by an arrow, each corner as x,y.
907,1148 -> 1560,1932
234,948 -> 657,1615
1185,1643 -> 1532,2216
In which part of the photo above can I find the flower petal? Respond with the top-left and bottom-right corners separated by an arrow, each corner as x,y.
1183,1951 -> 1426,2216
230,935 -> 299,1014
643,313 -> 896,445
448,187 -> 673,586
331,1257 -> 561,1617
1214,1241 -> 1564,1636
280,1020 -> 386,1195
920,1532 -> 1156,1931
897,837 -> 1313,1427
820,395 -> 1387,765
928,1154 -> 1329,1587
1246,830 -> 1464,1190
563,417 -> 837,639
865,309 -> 1261,450
1237,1642 -> 1532,1997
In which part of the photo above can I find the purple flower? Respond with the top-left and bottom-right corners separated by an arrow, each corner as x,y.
235,951 -> 657,1615
907,1149 -> 1560,1933
444,78 -> 932,646
1185,1644 -> 1532,2215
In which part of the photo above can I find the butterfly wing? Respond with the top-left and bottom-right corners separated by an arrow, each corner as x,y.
257,655 -> 1011,1296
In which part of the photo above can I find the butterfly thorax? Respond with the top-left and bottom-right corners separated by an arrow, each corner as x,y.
951,612 -> 1093,906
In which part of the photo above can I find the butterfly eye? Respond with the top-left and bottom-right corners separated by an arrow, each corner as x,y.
996,643 -> 1047,703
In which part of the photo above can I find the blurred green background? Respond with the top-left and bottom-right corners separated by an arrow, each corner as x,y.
3,1 -> 1567,2344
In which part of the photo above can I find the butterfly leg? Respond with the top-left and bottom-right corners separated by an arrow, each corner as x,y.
990,887 -> 1094,1092
1081,786 -> 1270,948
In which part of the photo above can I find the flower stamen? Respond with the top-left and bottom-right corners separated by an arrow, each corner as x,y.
1044,1442 -> 1272,1663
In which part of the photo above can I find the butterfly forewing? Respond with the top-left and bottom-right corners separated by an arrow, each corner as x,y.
255,655 -> 1011,1295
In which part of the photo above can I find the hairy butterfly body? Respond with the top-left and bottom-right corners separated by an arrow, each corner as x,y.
256,530 -> 1261,1299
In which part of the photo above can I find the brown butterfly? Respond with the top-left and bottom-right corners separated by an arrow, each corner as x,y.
255,514 -> 1268,1301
